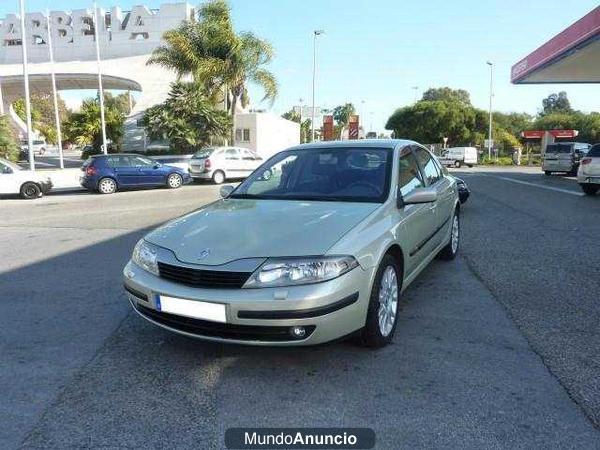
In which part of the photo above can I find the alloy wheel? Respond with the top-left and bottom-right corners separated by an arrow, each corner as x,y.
168,174 -> 182,188
377,266 -> 398,337
451,214 -> 459,254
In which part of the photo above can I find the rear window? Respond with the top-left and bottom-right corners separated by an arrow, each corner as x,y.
587,145 -> 600,157
193,148 -> 215,159
546,144 -> 573,154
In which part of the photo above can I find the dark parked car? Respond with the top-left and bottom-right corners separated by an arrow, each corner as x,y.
455,177 -> 470,204
80,154 -> 191,194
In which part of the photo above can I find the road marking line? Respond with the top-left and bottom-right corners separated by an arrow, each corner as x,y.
484,174 -> 585,196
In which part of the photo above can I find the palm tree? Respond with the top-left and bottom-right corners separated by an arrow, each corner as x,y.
147,0 -> 278,143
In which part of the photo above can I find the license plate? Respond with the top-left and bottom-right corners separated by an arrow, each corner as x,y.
156,295 -> 226,323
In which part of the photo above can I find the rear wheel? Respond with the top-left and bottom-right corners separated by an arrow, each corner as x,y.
98,177 -> 117,194
438,209 -> 459,260
581,184 -> 599,196
212,170 -> 225,184
361,254 -> 401,348
20,182 -> 41,199
167,173 -> 183,189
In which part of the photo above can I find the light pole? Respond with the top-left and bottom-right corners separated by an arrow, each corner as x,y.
46,9 -> 64,169
93,1 -> 108,154
486,61 -> 493,160
311,30 -> 324,142
412,86 -> 419,103
298,97 -> 304,142
20,0 -> 35,171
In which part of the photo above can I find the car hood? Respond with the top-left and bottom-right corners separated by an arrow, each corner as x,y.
145,199 -> 379,265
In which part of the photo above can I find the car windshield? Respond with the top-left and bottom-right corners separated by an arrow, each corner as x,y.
0,158 -> 21,172
230,147 -> 392,203
193,148 -> 215,159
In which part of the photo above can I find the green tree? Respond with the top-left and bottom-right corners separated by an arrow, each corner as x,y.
64,97 -> 126,150
541,92 -> 572,116
13,93 -> 70,144
332,103 -> 356,127
0,115 -> 19,161
386,100 -> 475,145
421,87 -> 471,106
148,0 -> 277,142
144,82 -> 231,152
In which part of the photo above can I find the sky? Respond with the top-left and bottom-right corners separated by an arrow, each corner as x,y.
1,0 -> 599,133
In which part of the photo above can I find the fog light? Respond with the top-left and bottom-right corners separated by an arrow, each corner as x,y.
290,326 -> 307,339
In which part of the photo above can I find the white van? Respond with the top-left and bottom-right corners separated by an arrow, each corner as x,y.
439,147 -> 478,168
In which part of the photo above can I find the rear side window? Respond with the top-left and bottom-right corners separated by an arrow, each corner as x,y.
193,148 -> 214,159
546,144 -> 573,154
588,145 -> 600,157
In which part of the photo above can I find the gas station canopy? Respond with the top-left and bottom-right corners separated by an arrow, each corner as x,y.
511,6 -> 600,84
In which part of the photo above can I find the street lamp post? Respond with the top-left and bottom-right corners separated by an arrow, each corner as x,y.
20,0 -> 36,171
486,61 -> 494,160
311,30 -> 324,142
93,1 -> 108,154
412,86 -> 419,103
46,9 -> 64,169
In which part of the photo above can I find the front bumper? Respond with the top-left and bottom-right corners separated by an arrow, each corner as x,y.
123,260 -> 374,346
40,180 -> 53,194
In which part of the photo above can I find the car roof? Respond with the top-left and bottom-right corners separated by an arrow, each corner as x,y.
287,139 -> 416,152
91,153 -> 153,158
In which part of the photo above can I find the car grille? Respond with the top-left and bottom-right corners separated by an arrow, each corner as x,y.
157,262 -> 251,289
134,303 -> 315,342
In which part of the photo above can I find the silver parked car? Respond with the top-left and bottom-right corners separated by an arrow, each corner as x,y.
123,140 -> 460,348
543,142 -> 591,176
188,146 -> 264,184
577,144 -> 600,195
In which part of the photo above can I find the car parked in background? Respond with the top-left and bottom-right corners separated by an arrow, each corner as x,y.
80,154 -> 191,194
543,142 -> 591,176
20,139 -> 48,159
455,177 -> 470,204
188,146 -> 264,184
439,147 -> 478,168
577,144 -> 600,196
0,157 -> 52,199
123,140 -> 460,348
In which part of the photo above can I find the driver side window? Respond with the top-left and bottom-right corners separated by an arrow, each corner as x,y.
398,149 -> 424,197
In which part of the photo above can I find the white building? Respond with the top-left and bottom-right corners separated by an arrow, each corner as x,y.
234,113 -> 300,158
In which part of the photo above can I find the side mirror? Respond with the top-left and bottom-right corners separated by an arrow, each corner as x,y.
220,185 -> 235,198
2,167 -> 13,174
402,187 -> 438,206
153,163 -> 162,169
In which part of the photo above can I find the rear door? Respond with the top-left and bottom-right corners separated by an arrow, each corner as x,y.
545,143 -> 573,172
413,146 -> 454,251
224,148 -> 245,177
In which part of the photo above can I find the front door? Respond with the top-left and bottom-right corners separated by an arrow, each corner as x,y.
133,156 -> 164,185
395,147 -> 434,276
109,155 -> 139,186
224,148 -> 245,178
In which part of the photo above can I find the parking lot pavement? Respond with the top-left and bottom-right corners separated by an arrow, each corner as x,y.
1,172 -> 599,448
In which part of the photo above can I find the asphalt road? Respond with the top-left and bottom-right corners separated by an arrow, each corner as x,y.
1,169 -> 599,449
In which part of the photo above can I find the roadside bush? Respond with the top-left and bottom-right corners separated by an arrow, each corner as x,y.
0,115 -> 20,161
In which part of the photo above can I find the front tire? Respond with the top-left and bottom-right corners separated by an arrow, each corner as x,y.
20,182 -> 42,199
438,210 -> 460,260
454,160 -> 462,168
167,173 -> 183,189
212,170 -> 225,185
98,177 -> 117,194
581,184 -> 599,196
361,254 -> 401,348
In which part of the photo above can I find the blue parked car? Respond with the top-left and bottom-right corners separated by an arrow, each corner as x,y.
80,154 -> 191,194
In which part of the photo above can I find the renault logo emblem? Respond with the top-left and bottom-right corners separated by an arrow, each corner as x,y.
198,249 -> 211,260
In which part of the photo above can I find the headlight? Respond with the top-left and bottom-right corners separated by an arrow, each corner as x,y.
132,239 -> 159,276
244,256 -> 358,288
